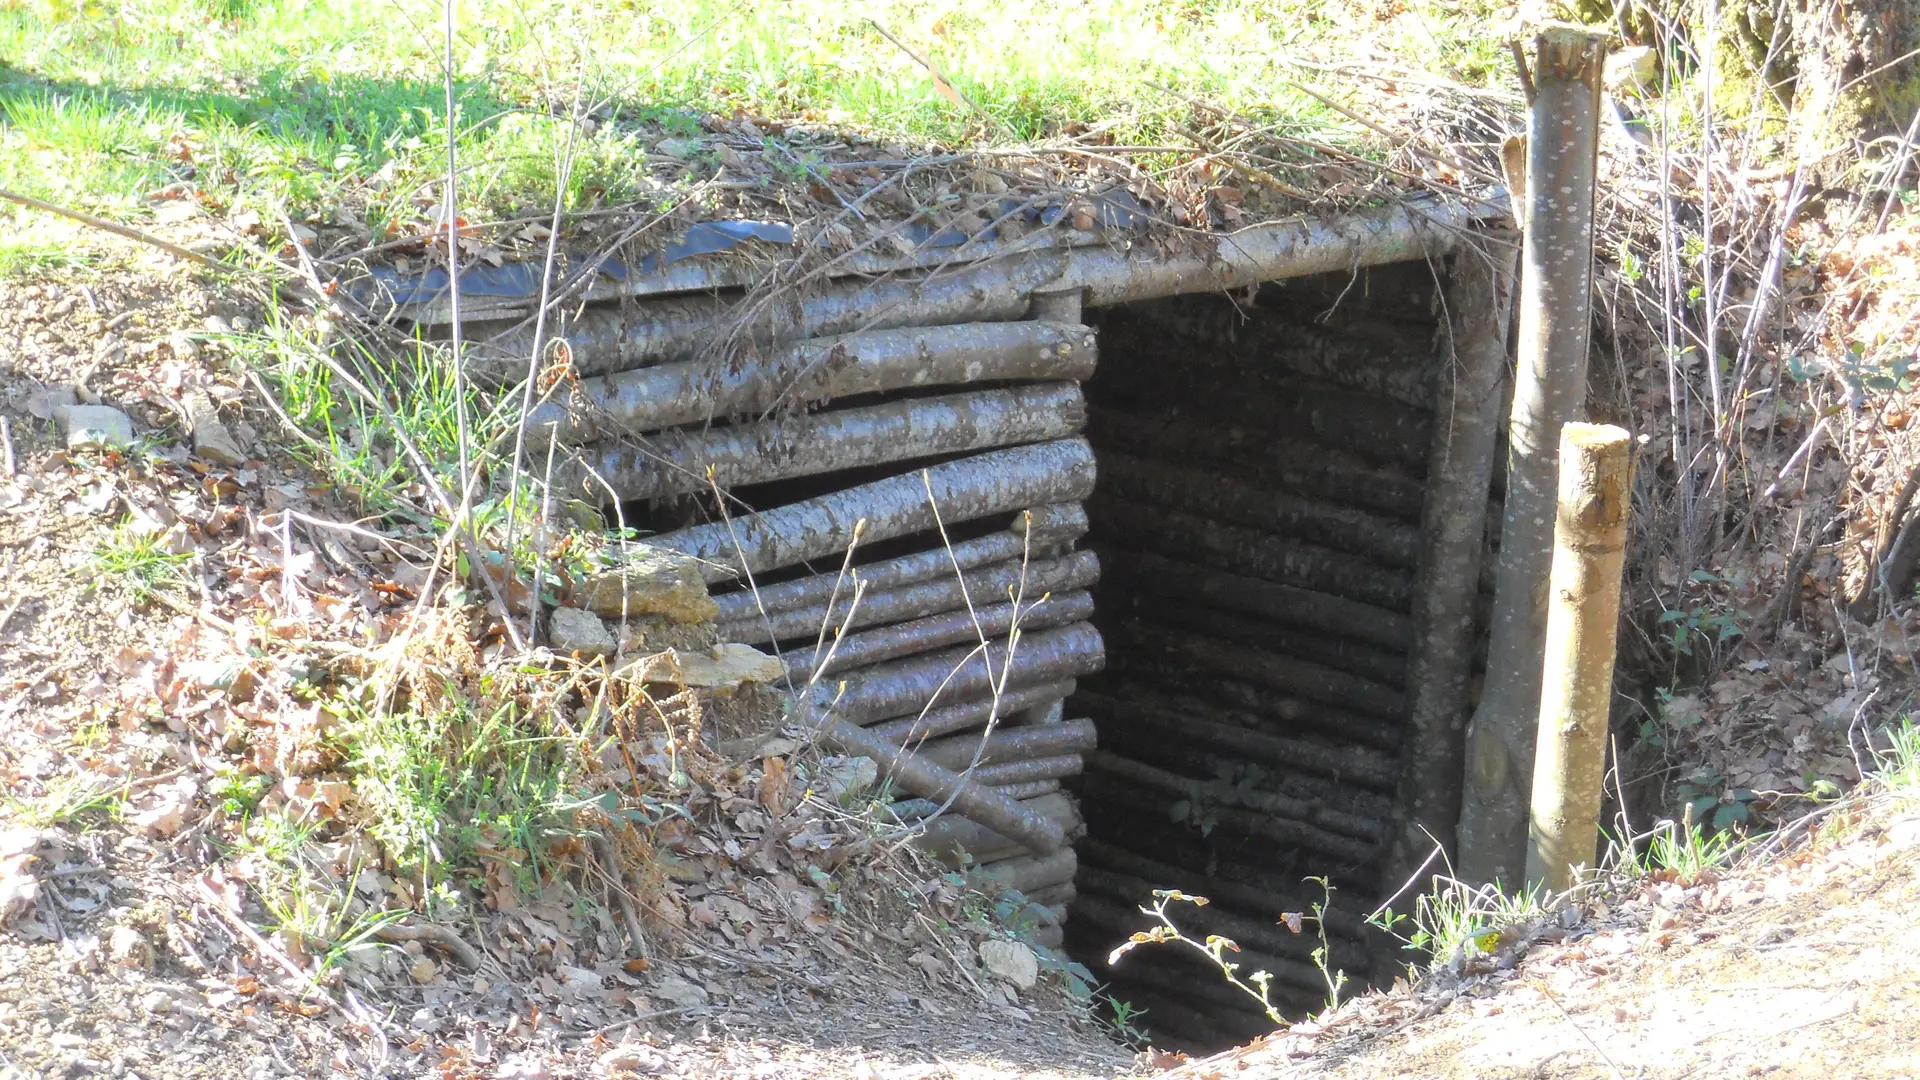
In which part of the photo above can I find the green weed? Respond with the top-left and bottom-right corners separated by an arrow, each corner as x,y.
1623,816 -> 1752,885
1371,875 -> 1551,973
3,774 -> 126,828
89,523 -> 192,603
333,688 -> 577,890
1871,716 -> 1920,795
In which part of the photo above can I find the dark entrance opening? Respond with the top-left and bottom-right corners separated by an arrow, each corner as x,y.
1063,264 -> 1475,1052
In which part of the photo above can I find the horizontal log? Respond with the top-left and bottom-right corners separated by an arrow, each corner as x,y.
1082,978 -> 1271,1054
1111,599 -> 1406,687
1100,549 -> 1412,651
972,849 -> 1078,895
1089,496 -> 1414,612
1092,663 -> 1401,754
911,792 -> 1082,865
967,754 -> 1084,787
1086,406 -> 1428,521
813,714 -> 1064,855
1100,452 -> 1419,568
1077,771 -> 1381,866
1083,750 -> 1382,843
783,588 -> 1098,672
1079,709 -> 1395,824
916,718 -> 1098,772
1102,621 -> 1405,720
1026,883 -> 1075,908
1122,299 -> 1439,410
822,623 -> 1105,725
1076,864 -> 1369,972
866,682 -> 1076,744
728,550 -> 1099,646
1094,362 -> 1433,469
1095,967 -> 1309,1032
710,503 -> 1088,621
1075,839 -> 1369,939
987,779 -> 1060,801
1066,198 -> 1469,306
783,592 -> 1095,678
1029,914 -> 1075,941
1073,690 -> 1398,789
566,383 -> 1087,503
470,251 -> 1071,379
653,438 -> 1097,583
527,319 -> 1098,442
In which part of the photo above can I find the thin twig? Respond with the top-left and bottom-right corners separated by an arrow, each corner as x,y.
0,187 -> 243,274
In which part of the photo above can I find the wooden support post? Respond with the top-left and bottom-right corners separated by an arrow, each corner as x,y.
1384,231 -> 1518,894
1458,26 -> 1610,887
1526,423 -> 1632,892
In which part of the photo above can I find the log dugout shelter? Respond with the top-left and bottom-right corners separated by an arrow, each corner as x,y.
369,194 -> 1514,1052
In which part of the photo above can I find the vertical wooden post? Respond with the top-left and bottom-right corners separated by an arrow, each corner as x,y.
1526,423 -> 1633,893
1384,232 -> 1517,895
1457,25 -> 1611,887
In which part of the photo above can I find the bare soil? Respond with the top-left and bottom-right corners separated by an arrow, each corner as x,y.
1154,802 -> 1920,1080
0,247 -> 1129,1080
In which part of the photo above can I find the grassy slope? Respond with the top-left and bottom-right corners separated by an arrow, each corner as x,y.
1,0 -> 1510,264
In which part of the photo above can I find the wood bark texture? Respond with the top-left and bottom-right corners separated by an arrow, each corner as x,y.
708,503 -> 1087,621
1458,26 -> 1609,888
566,383 -> 1086,502
820,622 -> 1105,724
811,713 -> 1065,855
721,550 -> 1099,645
865,681 -> 1075,744
527,319 -> 1097,442
1385,233 -> 1516,894
781,590 -> 1095,679
652,438 -> 1097,583
1099,549 -> 1412,650
1525,423 -> 1632,892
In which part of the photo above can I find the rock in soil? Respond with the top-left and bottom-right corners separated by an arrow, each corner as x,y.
55,404 -> 135,451
550,606 -> 616,658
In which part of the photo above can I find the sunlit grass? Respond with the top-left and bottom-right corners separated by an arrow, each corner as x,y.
1,0 -> 1513,230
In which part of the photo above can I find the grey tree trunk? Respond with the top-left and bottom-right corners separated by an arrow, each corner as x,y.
1100,452 -> 1421,568
912,717 -> 1099,772
564,383 -> 1086,502
650,438 -> 1097,583
865,680 -> 1076,743
721,551 -> 1099,645
1099,549 -> 1412,650
709,503 -> 1087,621
1457,27 -> 1608,888
782,590 -> 1096,679
1384,233 -> 1516,895
526,319 -> 1097,442
819,621 -> 1105,725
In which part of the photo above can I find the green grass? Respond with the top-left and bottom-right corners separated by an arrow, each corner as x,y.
1872,716 -> 1920,796
2,0 -> 1515,233
0,215 -> 97,275
334,684 -> 580,890
89,521 -> 193,602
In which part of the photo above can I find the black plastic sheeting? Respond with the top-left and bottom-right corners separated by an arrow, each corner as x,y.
351,189 -> 1153,311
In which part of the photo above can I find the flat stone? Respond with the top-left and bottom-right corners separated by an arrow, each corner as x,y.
815,756 -> 878,801
548,607 -> 615,658
623,643 -> 783,688
570,547 -> 717,624
653,974 -> 708,1009
978,939 -> 1038,990
183,390 -> 246,466
54,405 -> 135,452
